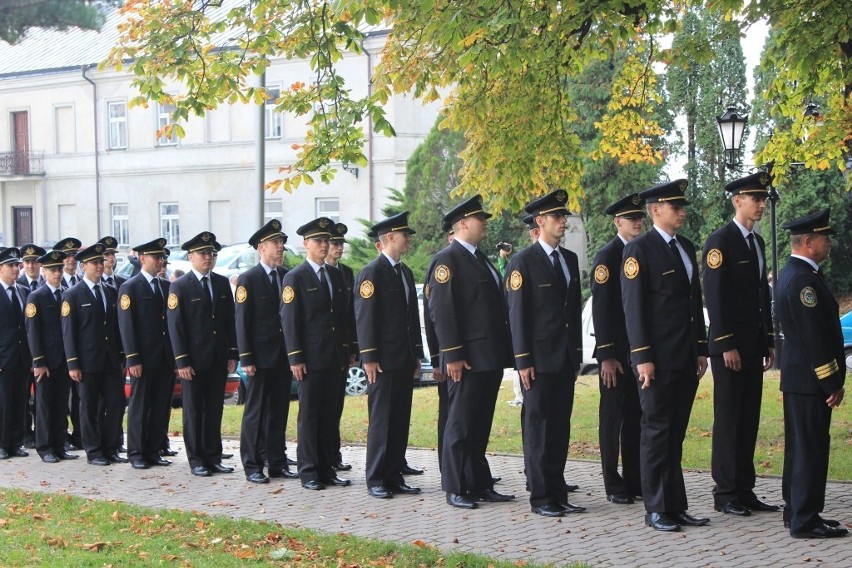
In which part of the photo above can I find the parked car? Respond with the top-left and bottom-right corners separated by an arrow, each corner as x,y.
345,331 -> 435,396
124,371 -> 241,408
232,362 -> 300,404
212,242 -> 299,279
841,311 -> 852,372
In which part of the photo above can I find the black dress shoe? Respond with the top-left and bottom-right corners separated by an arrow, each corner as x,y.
220,453 -> 234,460
558,501 -> 587,514
740,496 -> 780,512
792,523 -> 849,539
286,457 -> 297,466
118,446 -> 128,454
389,483 -> 421,495
368,486 -> 393,499
57,451 -> 79,460
646,512 -> 681,532
532,504 -> 565,517
400,464 -> 424,475
446,492 -> 477,509
191,466 -> 211,477
0,448 -> 10,460
149,457 -> 172,466
161,448 -> 179,457
323,476 -> 352,487
715,501 -> 751,516
108,454 -> 129,464
333,461 -> 352,471
41,453 -> 60,464
673,511 -> 710,526
11,448 -> 29,457
492,476 -> 501,484
607,494 -> 634,505
247,472 -> 270,484
88,457 -> 111,466
269,466 -> 299,479
65,441 -> 81,452
131,460 -> 150,470
302,480 -> 325,490
209,463 -> 234,474
468,488 -> 515,502
23,437 -> 36,449
566,484 -> 579,492
786,516 -> 841,529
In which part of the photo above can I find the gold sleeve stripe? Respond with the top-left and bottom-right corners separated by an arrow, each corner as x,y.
175,354 -> 188,360
126,352 -> 139,358
239,352 -> 253,357
630,346 -> 650,353
515,352 -> 530,358
814,360 -> 839,379
32,355 -> 45,361
596,342 -> 614,349
698,340 -> 708,344
441,345 -> 463,352
287,350 -> 303,356
359,348 -> 378,353
713,334 -> 734,341
67,357 -> 78,362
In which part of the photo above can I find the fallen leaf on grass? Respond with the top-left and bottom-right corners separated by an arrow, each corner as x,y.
234,548 -> 257,560
44,536 -> 68,548
32,513 -> 51,521
81,542 -> 108,552
412,540 -> 427,548
271,487 -> 283,495
162,555 -> 180,561
269,547 -> 295,560
112,510 -> 120,521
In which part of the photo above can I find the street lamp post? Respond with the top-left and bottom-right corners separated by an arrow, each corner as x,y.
716,106 -> 783,367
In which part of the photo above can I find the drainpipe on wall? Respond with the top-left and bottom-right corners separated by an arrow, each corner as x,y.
82,65 -> 101,232
363,45 -> 375,220
256,71 -> 266,228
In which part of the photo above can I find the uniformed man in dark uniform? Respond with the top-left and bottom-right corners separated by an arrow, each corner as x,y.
428,195 -> 514,510
281,217 -> 355,490
167,231 -> 237,477
117,238 -> 175,470
355,212 -> 423,498
621,180 -> 709,532
776,209 -> 847,539
99,236 -> 127,290
326,222 -> 358,472
60,243 -> 127,466
24,250 -> 79,463
236,220 -> 296,483
702,172 -> 778,516
0,247 -> 31,459
504,190 -> 584,517
590,193 -> 645,505
17,243 -> 46,449
54,237 -> 83,450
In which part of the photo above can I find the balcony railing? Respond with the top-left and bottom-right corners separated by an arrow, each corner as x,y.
0,151 -> 45,176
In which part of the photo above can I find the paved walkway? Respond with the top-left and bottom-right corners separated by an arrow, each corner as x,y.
1,440 -> 850,567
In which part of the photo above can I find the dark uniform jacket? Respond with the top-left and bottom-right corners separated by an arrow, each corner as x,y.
24,285 -> 65,369
17,274 -> 42,291
235,263 -> 287,369
702,221 -> 773,359
61,281 -> 123,373
776,256 -> 845,396
0,283 -> 30,371
621,229 -> 708,372
505,242 -> 582,373
117,273 -> 173,370
423,257 -> 441,370
103,274 -> 127,290
590,236 -> 630,364
354,254 -> 423,371
332,262 -> 359,357
427,240 -> 512,372
167,271 -> 237,371
280,261 -> 353,370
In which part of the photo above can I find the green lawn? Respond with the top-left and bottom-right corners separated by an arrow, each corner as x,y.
0,489 -> 572,567
168,370 -> 852,480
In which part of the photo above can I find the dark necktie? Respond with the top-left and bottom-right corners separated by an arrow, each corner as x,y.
318,266 -> 331,300
394,264 -> 408,304
746,233 -> 760,279
474,249 -> 499,286
69,275 -> 77,286
7,286 -> 21,318
54,289 -> 62,304
151,279 -> 163,308
550,250 -> 567,290
93,284 -> 104,314
201,276 -> 212,306
105,276 -> 115,288
30,280 -> 38,291
269,270 -> 280,298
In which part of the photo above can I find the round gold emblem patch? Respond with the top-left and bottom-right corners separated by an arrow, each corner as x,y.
120,294 -> 131,310
235,285 -> 247,304
61,301 -> 71,317
359,280 -> 374,299
434,265 -> 451,284
282,285 -> 295,304
624,257 -> 639,280
25,303 -> 37,318
706,248 -> 723,269
509,270 -> 523,291
594,265 -> 609,284
167,293 -> 179,310
800,286 -> 817,308
423,284 -> 430,298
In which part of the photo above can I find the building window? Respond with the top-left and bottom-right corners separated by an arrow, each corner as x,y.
160,202 -> 180,245
265,86 -> 282,139
111,204 -> 129,246
264,198 -> 283,224
157,102 -> 178,146
107,101 -> 127,150
54,105 -> 76,154
315,198 -> 339,223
